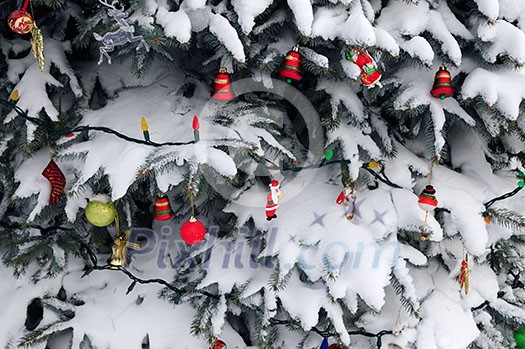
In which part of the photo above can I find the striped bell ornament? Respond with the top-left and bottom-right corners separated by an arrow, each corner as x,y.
279,45 -> 302,83
153,196 -> 174,221
212,66 -> 234,102
430,65 -> 454,100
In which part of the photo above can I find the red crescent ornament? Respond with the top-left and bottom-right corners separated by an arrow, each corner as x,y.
8,9 -> 34,34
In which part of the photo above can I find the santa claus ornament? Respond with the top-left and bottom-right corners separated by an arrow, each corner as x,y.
265,180 -> 282,221
336,185 -> 357,220
345,48 -> 382,88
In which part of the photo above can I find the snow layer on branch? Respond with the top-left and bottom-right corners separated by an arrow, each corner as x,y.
499,0 -> 525,30
393,260 -> 419,310
342,3 -> 375,46
312,7 -> 347,40
311,6 -> 399,56
401,36 -> 434,65
417,292 -> 479,349
436,1 -> 473,40
224,167 -> 398,325
328,123 -> 381,178
301,48 -> 329,69
156,7 -> 192,43
5,37 -> 83,141
462,68 -> 525,120
399,243 -> 428,266
373,27 -> 400,56
477,20 -> 525,65
317,80 -> 364,121
209,13 -> 246,62
287,0 -> 314,36
427,11 -> 462,66
232,0 -> 273,34
183,0 -> 206,10
377,0 -> 428,37
428,166 -> 489,255
278,272 -> 351,344
376,0 -> 467,64
474,0 -> 499,21
0,254 -> 247,349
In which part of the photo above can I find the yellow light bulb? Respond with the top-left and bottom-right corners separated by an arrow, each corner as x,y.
141,117 -> 149,132
9,90 -> 19,101
368,161 -> 380,169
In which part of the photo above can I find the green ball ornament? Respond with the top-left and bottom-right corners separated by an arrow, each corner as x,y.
519,180 -> 525,188
514,328 -> 525,348
325,150 -> 334,161
85,196 -> 117,227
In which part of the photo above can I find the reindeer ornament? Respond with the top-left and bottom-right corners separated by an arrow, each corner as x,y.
94,0 -> 150,65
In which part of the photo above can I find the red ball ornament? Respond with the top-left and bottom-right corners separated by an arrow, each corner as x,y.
418,185 -> 438,211
211,339 -> 226,349
180,216 -> 206,245
279,45 -> 303,83
8,9 -> 34,34
430,66 -> 454,100
212,66 -> 234,102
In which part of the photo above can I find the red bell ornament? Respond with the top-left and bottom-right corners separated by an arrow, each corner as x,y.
212,66 -> 234,102
279,45 -> 303,83
430,66 -> 454,100
153,196 -> 174,221
418,185 -> 438,211
180,216 -> 206,245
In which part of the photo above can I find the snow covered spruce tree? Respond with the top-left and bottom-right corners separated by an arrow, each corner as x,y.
3,0 -> 525,348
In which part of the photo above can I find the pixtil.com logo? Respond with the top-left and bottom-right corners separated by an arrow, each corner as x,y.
128,226 -> 401,271
196,77 -> 325,206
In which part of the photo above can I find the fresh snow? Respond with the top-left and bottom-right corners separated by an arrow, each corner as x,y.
209,13 -> 246,62
156,7 -> 192,43
474,0 -> 499,21
232,0 -> 273,34
287,0 -> 314,36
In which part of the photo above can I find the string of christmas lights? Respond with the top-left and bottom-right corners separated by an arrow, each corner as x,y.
1,98 -> 404,190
